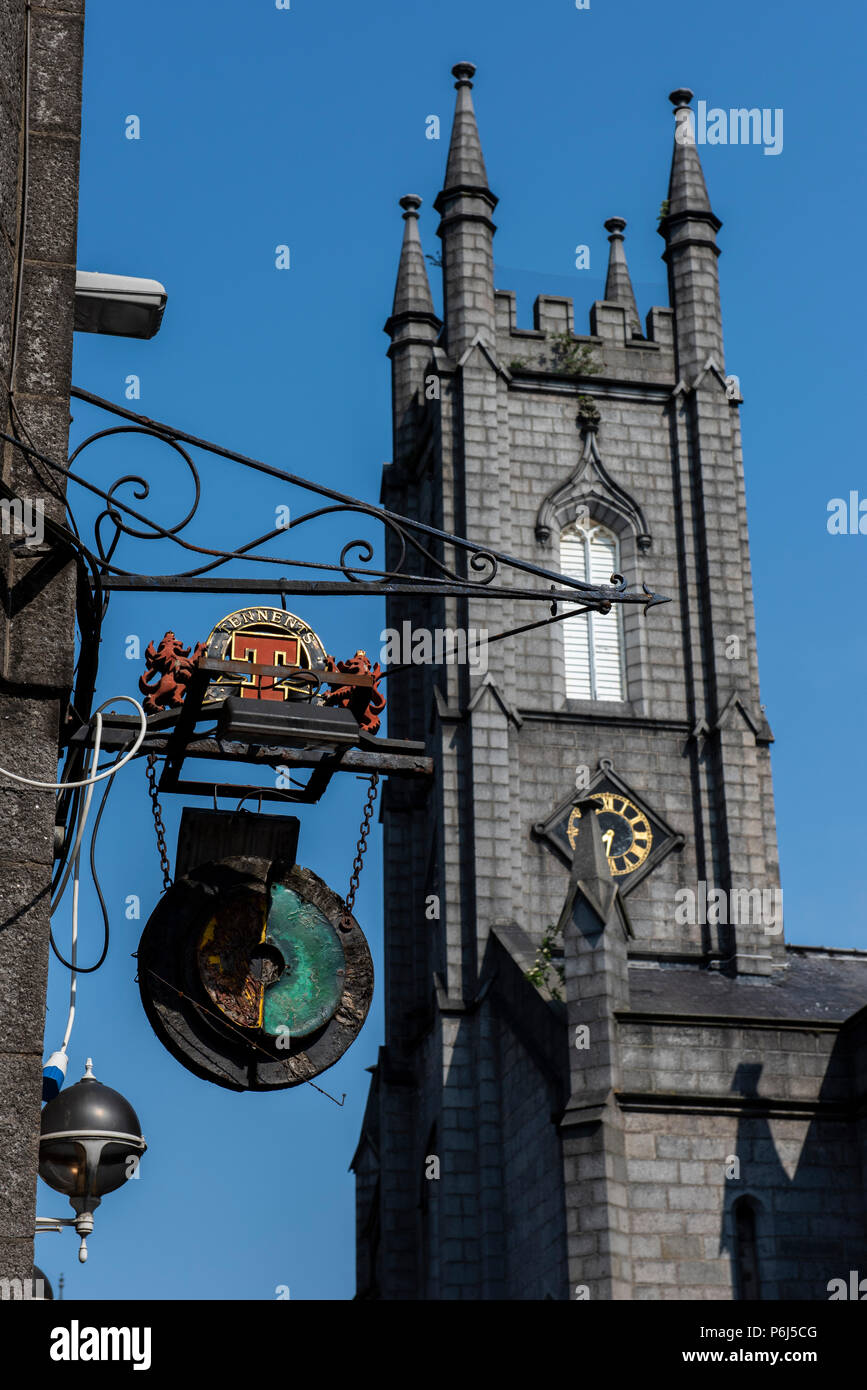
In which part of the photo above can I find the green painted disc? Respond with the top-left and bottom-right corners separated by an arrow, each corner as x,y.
263,883 -> 346,1039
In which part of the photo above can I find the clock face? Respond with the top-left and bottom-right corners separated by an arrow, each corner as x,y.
566,792 -> 653,877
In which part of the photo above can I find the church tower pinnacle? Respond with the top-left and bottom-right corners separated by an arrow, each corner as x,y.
384,194 -> 441,448
659,87 -> 724,380
434,62 -> 498,359
603,217 -> 641,337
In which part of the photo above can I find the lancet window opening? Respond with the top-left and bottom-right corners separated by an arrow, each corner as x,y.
560,519 -> 626,701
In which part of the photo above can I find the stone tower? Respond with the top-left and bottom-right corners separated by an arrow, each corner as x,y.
352,66 -> 867,1300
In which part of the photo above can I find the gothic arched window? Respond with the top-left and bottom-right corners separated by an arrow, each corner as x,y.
559,519 -> 625,701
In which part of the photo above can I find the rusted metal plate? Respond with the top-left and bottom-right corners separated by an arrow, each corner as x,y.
197,889 -> 268,1029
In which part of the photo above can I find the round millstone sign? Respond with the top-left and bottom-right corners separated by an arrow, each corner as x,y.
137,858 -> 373,1092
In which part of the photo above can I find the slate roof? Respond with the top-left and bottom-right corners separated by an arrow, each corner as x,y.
626,948 -> 867,1024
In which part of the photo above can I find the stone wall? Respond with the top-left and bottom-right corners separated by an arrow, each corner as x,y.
0,0 -> 84,1283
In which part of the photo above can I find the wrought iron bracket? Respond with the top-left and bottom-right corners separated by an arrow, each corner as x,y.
38,387 -> 671,612
69,657 -> 432,806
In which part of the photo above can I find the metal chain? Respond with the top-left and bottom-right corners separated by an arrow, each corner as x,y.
340,774 -> 379,930
146,755 -> 173,891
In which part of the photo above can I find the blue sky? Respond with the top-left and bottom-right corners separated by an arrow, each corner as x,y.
38,0 -> 866,1299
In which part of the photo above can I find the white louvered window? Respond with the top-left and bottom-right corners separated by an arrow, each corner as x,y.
560,520 -> 626,701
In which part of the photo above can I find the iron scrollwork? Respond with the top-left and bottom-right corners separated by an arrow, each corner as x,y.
11,387 -> 671,614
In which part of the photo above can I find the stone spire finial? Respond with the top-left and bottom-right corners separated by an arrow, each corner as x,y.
603,217 -> 642,337
433,61 -> 498,358
664,87 -> 714,220
385,194 -> 438,334
384,195 -> 441,444
440,60 -> 490,192
658,85 -> 724,377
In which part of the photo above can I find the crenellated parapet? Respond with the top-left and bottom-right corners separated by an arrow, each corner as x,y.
493,288 -> 675,387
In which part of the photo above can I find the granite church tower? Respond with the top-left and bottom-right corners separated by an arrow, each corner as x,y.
352,65 -> 867,1300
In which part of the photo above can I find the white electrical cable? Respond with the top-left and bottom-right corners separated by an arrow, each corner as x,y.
56,720 -> 109,1060
0,694 -> 147,790
51,713 -> 103,911
20,695 -> 149,1073
55,739 -> 94,1054
54,724 -> 106,1053
61,846 -> 81,1054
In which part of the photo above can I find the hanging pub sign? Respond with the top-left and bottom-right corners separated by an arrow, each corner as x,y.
137,810 -> 374,1092
134,610 -> 391,1091
138,606 -> 386,734
201,606 -> 329,704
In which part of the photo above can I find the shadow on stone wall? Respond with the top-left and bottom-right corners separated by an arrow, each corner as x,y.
720,1011 -> 867,1301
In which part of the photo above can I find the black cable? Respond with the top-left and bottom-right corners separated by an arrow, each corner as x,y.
51,779 -> 82,897
4,6 -> 85,547
86,764 -> 114,962
48,546 -> 105,895
52,544 -> 105,886
48,761 -> 115,974
234,779 -> 305,810
6,394 -> 83,537
5,4 -> 33,409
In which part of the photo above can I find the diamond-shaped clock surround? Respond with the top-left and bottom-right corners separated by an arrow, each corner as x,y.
531,757 -> 684,896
